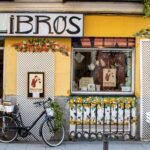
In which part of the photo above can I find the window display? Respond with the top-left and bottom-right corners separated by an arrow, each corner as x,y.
71,37 -> 135,95
72,49 -> 134,95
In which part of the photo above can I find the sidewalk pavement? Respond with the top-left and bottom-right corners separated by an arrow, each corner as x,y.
1,141 -> 150,150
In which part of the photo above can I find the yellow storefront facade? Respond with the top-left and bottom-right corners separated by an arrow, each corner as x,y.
5,14 -> 150,98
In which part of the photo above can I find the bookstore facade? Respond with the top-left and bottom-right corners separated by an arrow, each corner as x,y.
0,13 -> 150,140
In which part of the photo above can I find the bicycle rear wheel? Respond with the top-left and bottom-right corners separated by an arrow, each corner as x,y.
41,119 -> 64,147
0,116 -> 18,143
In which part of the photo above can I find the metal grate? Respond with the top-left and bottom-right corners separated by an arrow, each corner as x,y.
140,39 -> 150,141
69,97 -> 137,141
17,52 -> 54,141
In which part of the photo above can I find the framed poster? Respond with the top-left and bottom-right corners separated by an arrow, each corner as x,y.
103,69 -> 116,87
28,72 -> 44,98
88,84 -> 95,92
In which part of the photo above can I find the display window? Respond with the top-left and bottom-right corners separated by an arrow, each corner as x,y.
65,0 -> 142,2
71,38 -> 135,95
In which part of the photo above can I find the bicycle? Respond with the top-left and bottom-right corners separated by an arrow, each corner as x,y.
0,97 -> 65,147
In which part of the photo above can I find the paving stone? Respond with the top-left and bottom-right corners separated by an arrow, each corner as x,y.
1,141 -> 150,150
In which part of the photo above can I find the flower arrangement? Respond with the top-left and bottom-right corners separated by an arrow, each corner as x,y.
134,1 -> 150,37
68,96 -> 137,110
69,96 -> 137,126
134,28 -> 150,38
13,38 -> 69,56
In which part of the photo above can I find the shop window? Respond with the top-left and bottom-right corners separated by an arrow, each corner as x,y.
71,38 -> 135,95
64,0 -> 142,2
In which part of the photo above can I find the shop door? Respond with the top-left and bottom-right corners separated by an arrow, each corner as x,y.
140,39 -> 150,141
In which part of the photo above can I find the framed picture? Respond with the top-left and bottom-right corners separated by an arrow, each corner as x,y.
103,68 -> 116,87
28,72 -> 44,98
88,84 -> 95,92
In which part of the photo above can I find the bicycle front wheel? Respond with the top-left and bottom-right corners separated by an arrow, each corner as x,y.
0,116 -> 18,143
41,119 -> 64,147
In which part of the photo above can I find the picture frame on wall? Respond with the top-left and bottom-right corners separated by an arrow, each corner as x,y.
27,72 -> 44,98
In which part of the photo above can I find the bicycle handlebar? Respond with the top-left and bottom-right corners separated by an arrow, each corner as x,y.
33,97 -> 52,108
33,101 -> 42,105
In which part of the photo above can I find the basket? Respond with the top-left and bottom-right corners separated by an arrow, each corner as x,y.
4,105 -> 15,113
0,104 -> 5,112
46,108 -> 54,116
0,104 -> 15,113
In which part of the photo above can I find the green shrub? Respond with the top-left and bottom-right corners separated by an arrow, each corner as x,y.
144,0 -> 150,16
48,101 -> 63,131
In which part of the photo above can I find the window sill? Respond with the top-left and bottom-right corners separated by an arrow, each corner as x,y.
71,91 -> 134,96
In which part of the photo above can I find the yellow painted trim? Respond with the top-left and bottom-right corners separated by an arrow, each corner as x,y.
135,37 -> 140,98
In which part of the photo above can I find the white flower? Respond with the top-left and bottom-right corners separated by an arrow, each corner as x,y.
23,41 -> 27,44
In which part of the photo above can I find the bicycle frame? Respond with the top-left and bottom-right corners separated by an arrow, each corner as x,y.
13,110 -> 47,132
0,98 -> 65,147
2,98 -> 55,138
26,110 -> 46,131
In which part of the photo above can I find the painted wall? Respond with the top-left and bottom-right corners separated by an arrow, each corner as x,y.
4,38 -> 71,97
4,14 -> 150,97
84,15 -> 150,37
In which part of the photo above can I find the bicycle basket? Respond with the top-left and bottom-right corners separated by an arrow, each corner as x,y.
4,105 -> 15,113
0,105 -> 15,113
0,104 -> 5,112
0,101 -> 15,113
46,107 -> 54,117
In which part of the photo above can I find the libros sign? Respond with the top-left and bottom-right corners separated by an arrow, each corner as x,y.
0,13 -> 83,37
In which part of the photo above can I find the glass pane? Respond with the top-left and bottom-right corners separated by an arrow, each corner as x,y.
0,40 -> 4,47
72,49 -> 132,93
65,0 -> 142,2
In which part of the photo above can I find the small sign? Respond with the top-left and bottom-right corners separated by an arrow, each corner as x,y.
103,69 -> 116,87
28,72 -> 44,98
121,86 -> 131,92
88,84 -> 95,92
33,92 -> 40,98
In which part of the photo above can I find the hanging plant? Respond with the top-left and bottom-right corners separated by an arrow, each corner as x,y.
13,38 -> 69,56
134,28 -> 150,38
48,101 -> 63,131
144,0 -> 150,16
134,1 -> 150,37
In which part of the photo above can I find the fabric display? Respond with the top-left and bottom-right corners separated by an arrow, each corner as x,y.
94,52 -> 127,90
